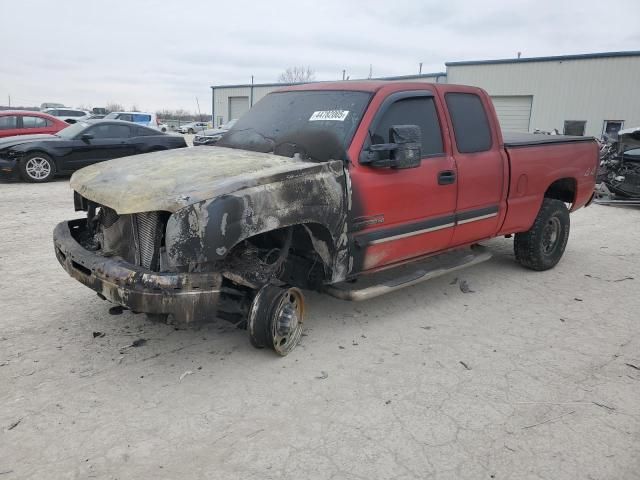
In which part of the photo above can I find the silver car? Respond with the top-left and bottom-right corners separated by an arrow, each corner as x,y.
193,119 -> 238,146
177,122 -> 209,134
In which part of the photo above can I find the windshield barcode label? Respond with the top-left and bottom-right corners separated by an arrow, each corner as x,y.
309,110 -> 350,122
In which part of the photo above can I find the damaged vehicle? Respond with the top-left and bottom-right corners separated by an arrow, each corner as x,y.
595,126 -> 640,205
54,81 -> 599,355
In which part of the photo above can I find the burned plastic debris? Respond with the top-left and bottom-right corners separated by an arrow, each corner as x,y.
595,126 -> 640,206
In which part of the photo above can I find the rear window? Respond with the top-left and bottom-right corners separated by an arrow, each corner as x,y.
0,116 -> 18,130
134,126 -> 159,136
132,114 -> 151,123
22,116 -> 48,128
445,93 -> 492,153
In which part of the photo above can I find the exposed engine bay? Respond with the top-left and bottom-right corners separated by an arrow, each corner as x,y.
595,126 -> 640,205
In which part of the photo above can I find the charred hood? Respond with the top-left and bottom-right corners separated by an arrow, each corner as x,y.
70,146 -> 329,214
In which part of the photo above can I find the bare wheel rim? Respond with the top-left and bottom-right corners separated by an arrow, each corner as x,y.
25,157 -> 51,180
542,216 -> 561,254
271,288 -> 305,355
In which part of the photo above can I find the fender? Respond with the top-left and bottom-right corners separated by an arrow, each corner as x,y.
165,159 -> 350,280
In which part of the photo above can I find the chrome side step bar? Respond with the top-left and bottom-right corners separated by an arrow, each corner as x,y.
324,245 -> 492,301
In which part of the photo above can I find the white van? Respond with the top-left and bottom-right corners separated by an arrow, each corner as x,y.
104,111 -> 160,130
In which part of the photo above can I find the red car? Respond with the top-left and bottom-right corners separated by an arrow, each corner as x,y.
0,111 -> 69,138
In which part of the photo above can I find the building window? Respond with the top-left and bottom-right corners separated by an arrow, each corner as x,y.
603,120 -> 624,141
563,120 -> 586,136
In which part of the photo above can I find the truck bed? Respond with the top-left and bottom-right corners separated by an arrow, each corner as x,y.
503,132 -> 595,147
498,134 -> 599,236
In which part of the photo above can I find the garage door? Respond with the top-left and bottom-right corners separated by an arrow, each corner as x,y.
228,96 -> 250,121
491,96 -> 532,132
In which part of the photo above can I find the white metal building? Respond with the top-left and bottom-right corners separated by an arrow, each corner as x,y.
211,50 -> 640,138
446,51 -> 640,137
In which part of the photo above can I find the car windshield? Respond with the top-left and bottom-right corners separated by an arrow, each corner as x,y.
56,122 -> 90,138
217,90 -> 372,162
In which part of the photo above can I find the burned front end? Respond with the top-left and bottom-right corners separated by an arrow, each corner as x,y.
53,193 -> 222,323
595,127 -> 640,206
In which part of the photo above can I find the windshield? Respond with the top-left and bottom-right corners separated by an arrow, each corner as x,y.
56,122 -> 90,138
217,90 -> 371,162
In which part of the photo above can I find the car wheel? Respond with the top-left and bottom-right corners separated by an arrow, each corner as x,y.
248,284 -> 305,356
514,198 -> 570,271
19,153 -> 56,183
188,128 -> 194,134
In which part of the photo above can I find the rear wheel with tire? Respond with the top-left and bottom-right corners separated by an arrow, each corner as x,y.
514,198 -> 570,271
20,152 -> 56,182
188,128 -> 195,134
248,285 -> 305,356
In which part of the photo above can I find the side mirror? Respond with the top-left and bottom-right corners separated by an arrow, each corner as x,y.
360,125 -> 422,169
81,133 -> 94,142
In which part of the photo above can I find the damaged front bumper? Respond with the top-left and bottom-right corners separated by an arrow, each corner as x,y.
53,219 -> 223,322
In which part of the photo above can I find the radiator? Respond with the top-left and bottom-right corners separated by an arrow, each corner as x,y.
134,212 -> 162,270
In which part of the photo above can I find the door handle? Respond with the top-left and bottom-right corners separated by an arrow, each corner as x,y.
438,170 -> 456,185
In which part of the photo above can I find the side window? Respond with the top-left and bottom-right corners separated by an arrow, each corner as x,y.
0,116 -> 18,130
134,127 -> 157,136
445,93 -> 492,153
372,96 -> 444,158
22,116 -> 48,128
88,125 -> 131,139
118,113 -> 133,122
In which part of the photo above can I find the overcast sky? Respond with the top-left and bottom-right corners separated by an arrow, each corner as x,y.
1,0 -> 638,112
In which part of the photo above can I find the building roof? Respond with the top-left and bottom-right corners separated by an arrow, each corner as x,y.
446,50 -> 640,67
210,72 -> 446,89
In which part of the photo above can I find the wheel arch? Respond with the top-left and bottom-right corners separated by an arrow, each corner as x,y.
544,177 -> 577,205
21,149 -> 58,168
224,221 -> 338,287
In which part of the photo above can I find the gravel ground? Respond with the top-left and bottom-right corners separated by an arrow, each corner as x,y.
1,179 -> 639,479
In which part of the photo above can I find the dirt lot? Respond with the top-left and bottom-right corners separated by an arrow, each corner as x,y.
1,179 -> 639,479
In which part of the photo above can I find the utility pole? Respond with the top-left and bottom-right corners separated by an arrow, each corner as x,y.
250,75 -> 254,107
7,95 -> 10,107
342,69 -> 346,81
419,62 -> 423,75
368,64 -> 372,79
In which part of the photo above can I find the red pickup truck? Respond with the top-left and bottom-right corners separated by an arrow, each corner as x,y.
54,81 -> 598,355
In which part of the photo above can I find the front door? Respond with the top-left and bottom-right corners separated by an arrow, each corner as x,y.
349,92 -> 457,272
68,124 -> 135,169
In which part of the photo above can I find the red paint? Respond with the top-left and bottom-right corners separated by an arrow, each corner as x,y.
279,81 -> 598,272
0,111 -> 69,138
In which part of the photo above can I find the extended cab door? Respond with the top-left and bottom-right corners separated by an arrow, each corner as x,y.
441,90 -> 507,246
349,91 -> 458,272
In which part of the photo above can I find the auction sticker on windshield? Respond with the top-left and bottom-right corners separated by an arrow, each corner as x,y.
309,110 -> 350,121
